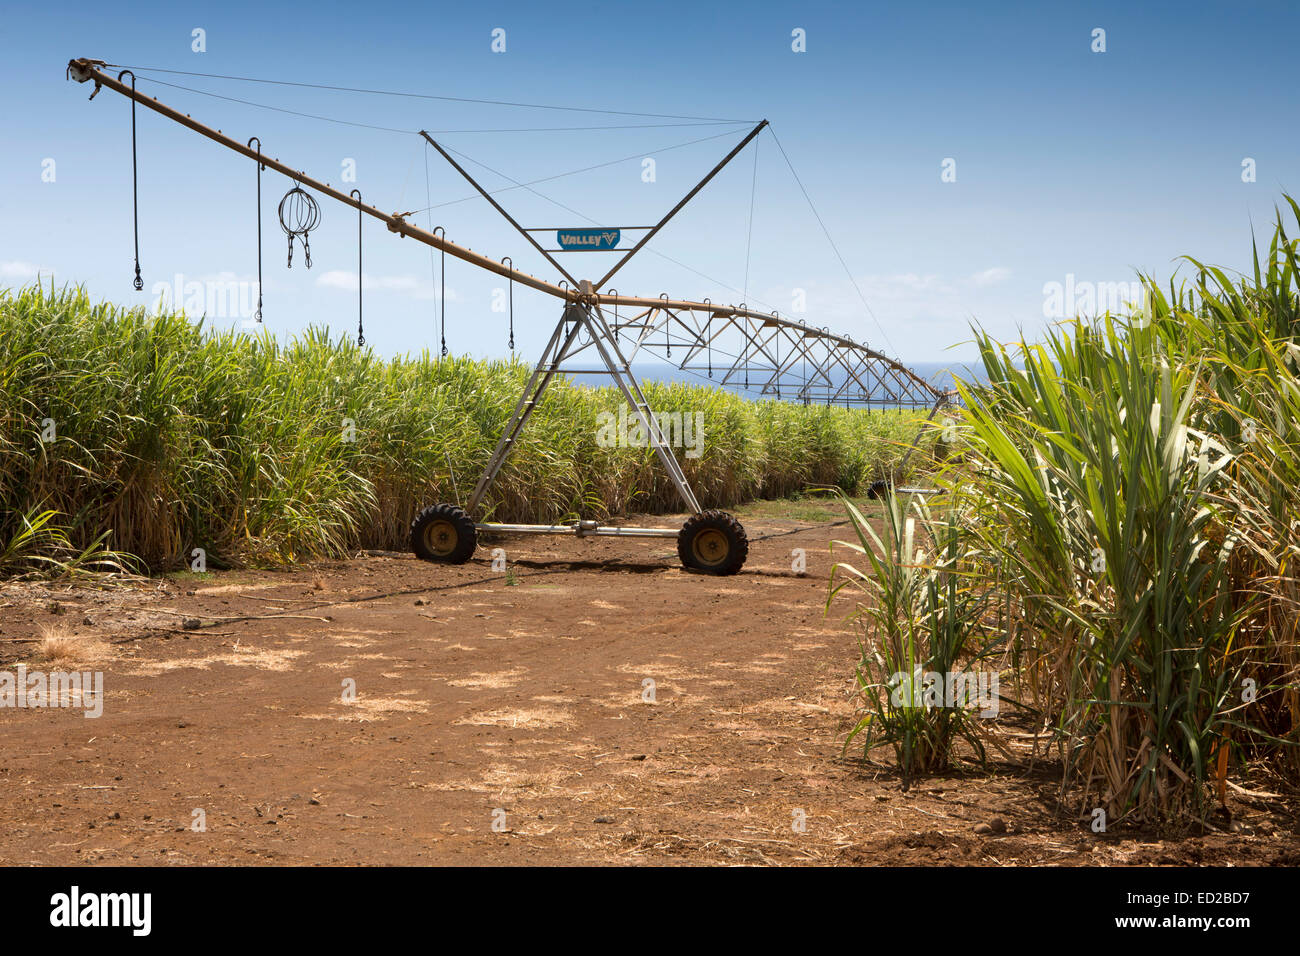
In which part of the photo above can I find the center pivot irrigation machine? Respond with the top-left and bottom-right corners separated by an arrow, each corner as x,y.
68,57 -> 951,575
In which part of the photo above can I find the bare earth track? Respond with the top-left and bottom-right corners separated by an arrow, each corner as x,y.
2,502 -> 1297,866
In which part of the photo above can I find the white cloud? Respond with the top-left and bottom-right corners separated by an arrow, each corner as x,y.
0,260 -> 45,280
859,273 -> 947,299
970,267 -> 1012,287
196,270 -> 254,284
316,270 -> 458,301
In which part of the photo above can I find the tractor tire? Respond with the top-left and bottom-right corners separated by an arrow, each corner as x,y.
677,510 -> 748,575
410,503 -> 478,564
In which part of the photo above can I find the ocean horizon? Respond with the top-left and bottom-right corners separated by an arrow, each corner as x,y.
563,359 -> 986,404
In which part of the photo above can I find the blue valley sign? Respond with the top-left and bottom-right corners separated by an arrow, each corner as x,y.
556,228 -> 621,251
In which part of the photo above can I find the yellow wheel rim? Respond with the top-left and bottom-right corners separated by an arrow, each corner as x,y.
691,528 -> 729,567
423,519 -> 458,557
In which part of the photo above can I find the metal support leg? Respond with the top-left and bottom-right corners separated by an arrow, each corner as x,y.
465,297 -> 704,519
467,303 -> 587,512
897,391 -> 952,477
585,304 -> 702,514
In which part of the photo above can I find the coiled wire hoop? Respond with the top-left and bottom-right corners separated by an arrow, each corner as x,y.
278,183 -> 320,268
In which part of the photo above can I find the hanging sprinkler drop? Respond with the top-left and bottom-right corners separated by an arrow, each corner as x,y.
502,257 -> 515,351
120,70 -> 143,291
351,188 -> 363,346
248,136 -> 265,322
278,182 -> 320,269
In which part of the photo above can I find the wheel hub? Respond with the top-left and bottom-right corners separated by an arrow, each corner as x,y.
424,519 -> 457,557
692,528 -> 729,566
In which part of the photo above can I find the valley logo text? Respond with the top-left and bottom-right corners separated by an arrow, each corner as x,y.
1,665 -> 103,718
50,887 -> 151,936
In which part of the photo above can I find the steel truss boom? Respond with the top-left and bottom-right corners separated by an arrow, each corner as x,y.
68,57 -> 947,408
605,303 -> 942,407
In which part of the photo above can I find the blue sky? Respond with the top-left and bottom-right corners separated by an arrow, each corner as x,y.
3,0 -> 1297,364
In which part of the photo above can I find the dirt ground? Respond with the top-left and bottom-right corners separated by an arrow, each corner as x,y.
1,498 -> 1297,867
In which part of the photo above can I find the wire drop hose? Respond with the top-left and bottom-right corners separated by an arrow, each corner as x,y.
351,189 -> 364,346
502,257 -> 515,351
121,70 -> 143,291
249,137 -> 263,322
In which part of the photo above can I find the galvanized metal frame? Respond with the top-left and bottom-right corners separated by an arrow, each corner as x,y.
419,131 -> 580,288
413,118 -> 773,536
606,302 -> 947,407
468,289 -> 702,529
68,57 -> 954,545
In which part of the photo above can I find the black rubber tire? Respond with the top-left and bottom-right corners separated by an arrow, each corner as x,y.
677,510 -> 748,575
410,503 -> 477,564
866,479 -> 890,500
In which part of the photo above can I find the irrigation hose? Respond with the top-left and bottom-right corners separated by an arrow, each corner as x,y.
351,188 -> 363,346
249,136 -> 263,322
121,70 -> 143,291
503,257 -> 515,351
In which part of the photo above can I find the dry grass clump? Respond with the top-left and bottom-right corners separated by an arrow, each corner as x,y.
37,623 -> 110,666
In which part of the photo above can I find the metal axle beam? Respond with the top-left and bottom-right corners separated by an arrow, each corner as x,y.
477,522 -> 678,539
